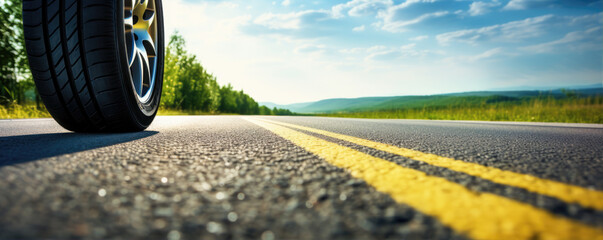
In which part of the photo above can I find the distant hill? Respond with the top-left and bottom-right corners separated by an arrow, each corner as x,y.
266,87 -> 603,113
488,84 -> 602,91
258,101 -> 314,110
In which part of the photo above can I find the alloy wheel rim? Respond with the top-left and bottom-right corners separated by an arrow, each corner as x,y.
124,0 -> 158,104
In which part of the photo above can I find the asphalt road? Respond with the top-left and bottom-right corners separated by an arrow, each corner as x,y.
1,116 -> 602,240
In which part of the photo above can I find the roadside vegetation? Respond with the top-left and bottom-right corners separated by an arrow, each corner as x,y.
0,0 -> 292,119
0,0 -> 43,119
320,95 -> 603,123
0,104 -> 50,119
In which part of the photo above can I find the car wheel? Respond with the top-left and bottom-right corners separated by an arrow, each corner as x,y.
22,0 -> 164,132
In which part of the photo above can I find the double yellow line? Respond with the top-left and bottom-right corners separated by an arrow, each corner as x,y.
245,117 -> 603,240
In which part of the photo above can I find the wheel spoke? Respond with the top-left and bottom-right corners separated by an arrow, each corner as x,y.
144,39 -> 156,58
144,9 -> 155,27
131,50 -> 143,96
138,31 -> 156,58
133,0 -> 148,20
140,50 -> 151,89
125,0 -> 157,102
126,33 -> 135,67
138,50 -> 149,96
139,46 -> 151,86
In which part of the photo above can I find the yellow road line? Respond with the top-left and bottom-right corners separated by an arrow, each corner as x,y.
246,118 -> 603,240
259,118 -> 603,211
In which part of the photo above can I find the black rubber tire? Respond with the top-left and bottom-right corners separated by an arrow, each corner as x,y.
22,0 -> 164,132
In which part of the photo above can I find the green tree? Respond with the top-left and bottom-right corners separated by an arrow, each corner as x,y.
161,34 -> 184,109
271,107 -> 293,115
1,0 -> 34,105
206,75 -> 221,112
259,105 -> 272,115
218,84 -> 238,113
162,33 -> 223,113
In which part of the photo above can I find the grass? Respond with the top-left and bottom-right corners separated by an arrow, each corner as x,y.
2,96 -> 602,124
0,103 -> 51,119
319,96 -> 603,124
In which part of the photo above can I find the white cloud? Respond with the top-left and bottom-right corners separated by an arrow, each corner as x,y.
253,0 -> 446,34
339,48 -> 364,54
504,0 -> 600,10
468,1 -> 501,16
367,45 -> 388,53
363,43 -> 437,62
437,13 -> 603,46
437,14 -> 556,45
282,0 -> 291,7
410,35 -> 429,41
332,0 -> 393,18
375,0 -> 450,32
522,27 -> 603,53
458,48 -> 505,62
379,11 -> 448,32
339,44 -> 424,62
252,0 -> 455,35
253,10 -> 331,30
353,25 -> 366,32
254,12 -> 300,30
391,0 -> 440,9
469,48 -> 504,61
401,43 -> 417,50
367,50 -> 404,61
569,12 -> 603,26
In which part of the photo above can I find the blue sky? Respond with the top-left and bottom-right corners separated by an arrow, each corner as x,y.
163,0 -> 603,104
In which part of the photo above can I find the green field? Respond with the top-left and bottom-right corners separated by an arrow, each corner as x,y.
319,96 -> 603,123
2,93 -> 602,124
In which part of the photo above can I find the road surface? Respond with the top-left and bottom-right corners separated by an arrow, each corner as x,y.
1,116 -> 602,240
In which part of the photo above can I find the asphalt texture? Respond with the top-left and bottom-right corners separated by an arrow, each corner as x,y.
0,116 -> 602,240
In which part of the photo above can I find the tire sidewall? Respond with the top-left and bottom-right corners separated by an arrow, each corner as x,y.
115,0 -> 164,130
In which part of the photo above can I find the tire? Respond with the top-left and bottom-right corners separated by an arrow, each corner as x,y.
22,0 -> 164,132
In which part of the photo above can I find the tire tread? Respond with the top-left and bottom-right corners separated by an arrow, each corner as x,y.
22,0 -> 150,132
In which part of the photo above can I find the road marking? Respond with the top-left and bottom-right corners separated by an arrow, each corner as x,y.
259,118 -> 603,211
246,118 -> 603,240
